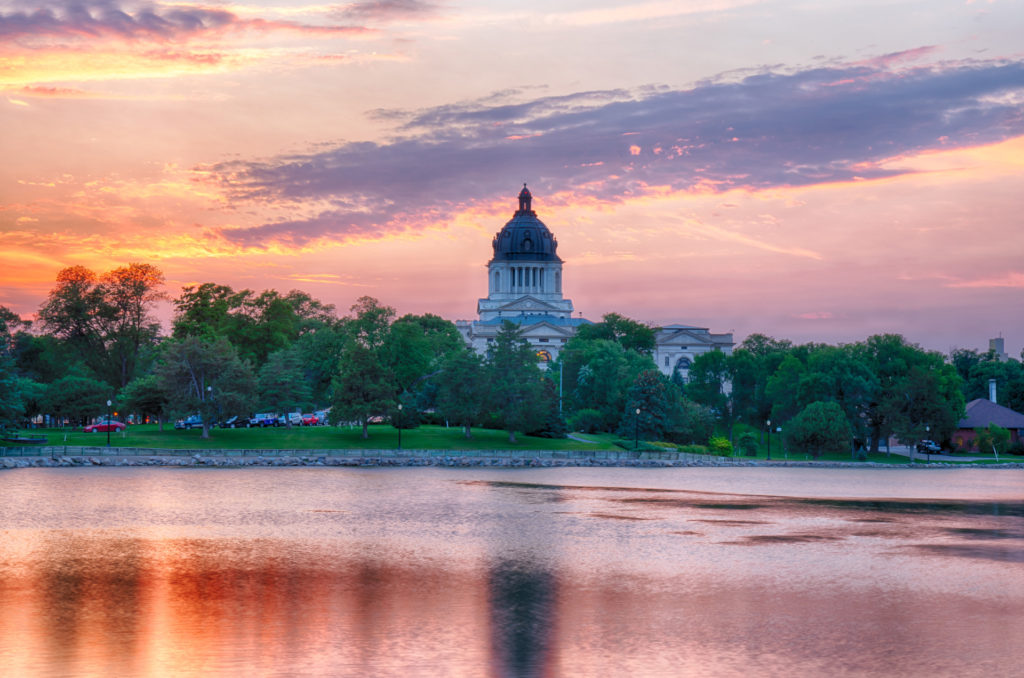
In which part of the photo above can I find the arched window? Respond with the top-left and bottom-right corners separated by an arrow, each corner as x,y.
536,350 -> 552,362
494,270 -> 500,292
555,271 -> 561,293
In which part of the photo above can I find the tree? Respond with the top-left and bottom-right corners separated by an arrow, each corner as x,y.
156,336 -> 257,439
574,313 -> 655,354
975,424 -> 1011,456
856,334 -> 964,452
330,342 -> 394,438
686,350 -> 734,436
486,322 -> 548,443
435,348 -> 488,438
119,374 -> 171,430
668,398 -> 716,445
42,372 -> 112,427
39,263 -> 165,388
258,348 -> 312,426
559,338 -> 654,431
784,401 -> 853,459
618,369 -> 683,442
0,355 -> 22,431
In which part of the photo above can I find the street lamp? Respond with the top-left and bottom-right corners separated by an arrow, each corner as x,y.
397,403 -> 403,451
106,399 -> 112,447
634,407 -> 640,451
766,419 -> 771,460
925,424 -> 930,462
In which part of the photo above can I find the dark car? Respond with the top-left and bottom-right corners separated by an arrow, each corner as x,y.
219,416 -> 240,428
84,419 -> 126,433
917,440 -> 941,454
174,415 -> 203,430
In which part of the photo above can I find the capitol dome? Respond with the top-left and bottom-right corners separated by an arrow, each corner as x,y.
490,184 -> 561,263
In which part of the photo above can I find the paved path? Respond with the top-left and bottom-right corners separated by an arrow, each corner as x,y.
879,445 -> 1001,463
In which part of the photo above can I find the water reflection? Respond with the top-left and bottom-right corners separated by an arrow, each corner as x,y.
0,468 -> 1022,677
487,561 -> 558,678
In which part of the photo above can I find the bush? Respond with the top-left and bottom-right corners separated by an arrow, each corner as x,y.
568,408 -> 605,434
678,444 -> 711,455
736,432 -> 758,457
708,435 -> 733,456
1008,440 -> 1024,456
783,401 -> 852,459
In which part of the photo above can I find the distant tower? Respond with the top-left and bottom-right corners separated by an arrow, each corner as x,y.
989,337 -> 1008,362
477,185 -> 574,321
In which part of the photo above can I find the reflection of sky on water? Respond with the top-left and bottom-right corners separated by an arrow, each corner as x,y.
0,467 -> 1022,677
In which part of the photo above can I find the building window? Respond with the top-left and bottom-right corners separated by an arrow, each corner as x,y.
536,350 -> 552,362
664,356 -> 669,367
539,337 -> 549,342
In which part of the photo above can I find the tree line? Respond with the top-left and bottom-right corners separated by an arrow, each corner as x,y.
2,262 -> 1022,454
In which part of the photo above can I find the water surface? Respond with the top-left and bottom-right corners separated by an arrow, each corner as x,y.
1,467 -> 1022,677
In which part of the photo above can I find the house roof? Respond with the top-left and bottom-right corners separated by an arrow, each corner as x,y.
958,398 -> 1024,429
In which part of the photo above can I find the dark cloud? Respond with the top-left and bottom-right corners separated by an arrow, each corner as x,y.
0,1 -> 365,43
210,57 -> 1024,248
334,0 -> 442,23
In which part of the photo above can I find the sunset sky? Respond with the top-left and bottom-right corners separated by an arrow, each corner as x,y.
2,0 -> 1023,356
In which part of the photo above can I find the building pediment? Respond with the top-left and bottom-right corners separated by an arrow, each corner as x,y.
495,295 -> 561,313
657,328 -> 715,346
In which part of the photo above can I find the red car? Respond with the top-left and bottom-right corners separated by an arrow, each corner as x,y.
301,414 -> 319,426
84,420 -> 126,433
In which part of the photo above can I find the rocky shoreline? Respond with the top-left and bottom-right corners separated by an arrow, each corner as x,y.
3,453 -> 1023,470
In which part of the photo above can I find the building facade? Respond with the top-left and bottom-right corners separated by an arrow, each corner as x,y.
457,185 -> 733,376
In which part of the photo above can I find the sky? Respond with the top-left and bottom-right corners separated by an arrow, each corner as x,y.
1,0 -> 1023,357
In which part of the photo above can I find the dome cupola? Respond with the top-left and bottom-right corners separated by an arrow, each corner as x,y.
491,184 -> 561,262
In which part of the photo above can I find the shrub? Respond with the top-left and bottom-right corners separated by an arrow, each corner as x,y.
736,432 -> 758,457
678,444 -> 711,455
568,408 -> 605,434
1008,440 -> 1024,456
783,401 -> 852,459
708,435 -> 733,456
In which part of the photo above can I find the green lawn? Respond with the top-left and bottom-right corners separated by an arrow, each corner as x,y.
10,424 -> 621,451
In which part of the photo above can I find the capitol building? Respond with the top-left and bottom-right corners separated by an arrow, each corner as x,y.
456,185 -> 733,378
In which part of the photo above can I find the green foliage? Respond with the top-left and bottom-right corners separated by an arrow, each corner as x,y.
41,372 -> 112,426
784,401 -> 853,459
666,398 -> 716,445
0,355 -> 23,431
39,263 -> 165,387
485,321 -> 548,443
975,424 -> 1011,455
736,431 -> 758,457
259,348 -> 313,423
155,335 -> 257,438
708,435 -> 733,456
686,350 -> 733,427
854,334 -> 965,452
574,313 -> 655,354
559,337 -> 655,431
119,373 -> 170,426
434,348 -> 488,438
618,369 -> 683,441
568,408 -> 604,434
172,283 -> 338,368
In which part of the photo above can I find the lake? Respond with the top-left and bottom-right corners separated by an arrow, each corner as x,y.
1,467 -> 1022,677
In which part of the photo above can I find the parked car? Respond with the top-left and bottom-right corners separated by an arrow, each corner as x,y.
278,412 -> 303,426
219,416 -> 240,429
315,409 -> 330,425
84,419 -> 126,433
301,413 -> 319,426
174,415 -> 203,430
249,413 -> 279,428
917,440 -> 941,454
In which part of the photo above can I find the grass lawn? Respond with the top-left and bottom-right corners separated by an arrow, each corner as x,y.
10,424 -> 621,452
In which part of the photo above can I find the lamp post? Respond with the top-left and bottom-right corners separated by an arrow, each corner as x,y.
766,419 -> 771,460
106,399 -> 112,447
397,403 -> 403,451
925,424 -> 930,462
634,407 -> 640,452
